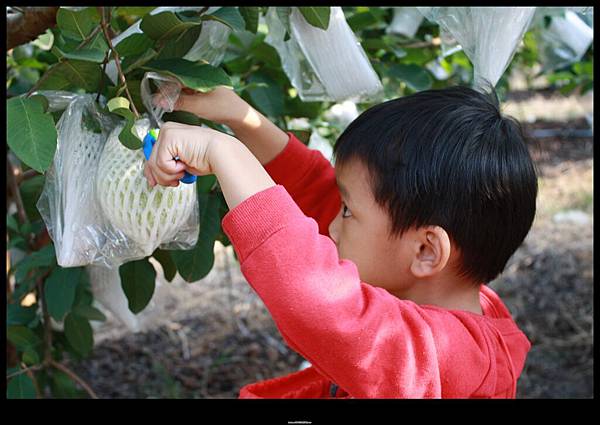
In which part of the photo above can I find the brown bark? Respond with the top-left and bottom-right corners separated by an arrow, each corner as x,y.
7,7 -> 59,50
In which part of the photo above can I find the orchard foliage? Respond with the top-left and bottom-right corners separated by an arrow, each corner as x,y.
5,7 -> 593,398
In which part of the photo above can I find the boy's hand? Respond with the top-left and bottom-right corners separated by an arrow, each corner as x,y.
153,86 -> 247,127
143,121 -> 230,188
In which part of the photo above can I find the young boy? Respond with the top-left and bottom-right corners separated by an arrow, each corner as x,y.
144,84 -> 537,398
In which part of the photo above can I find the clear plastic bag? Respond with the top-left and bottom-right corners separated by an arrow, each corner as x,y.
534,9 -> 593,72
36,92 -> 199,269
417,7 -> 536,90
87,264 -> 140,332
140,72 -> 182,126
386,7 -> 424,38
183,19 -> 232,66
265,7 -> 383,102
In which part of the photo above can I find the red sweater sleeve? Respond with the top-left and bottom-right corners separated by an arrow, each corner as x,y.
262,132 -> 341,237
222,186 -> 506,398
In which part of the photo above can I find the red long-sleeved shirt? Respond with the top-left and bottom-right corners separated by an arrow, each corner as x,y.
221,133 -> 531,398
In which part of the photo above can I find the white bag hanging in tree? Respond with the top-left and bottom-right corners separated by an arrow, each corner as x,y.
87,264 -> 140,332
386,7 -> 424,38
183,19 -> 232,66
535,9 -> 593,72
36,94 -> 118,268
417,7 -> 536,91
265,7 -> 383,102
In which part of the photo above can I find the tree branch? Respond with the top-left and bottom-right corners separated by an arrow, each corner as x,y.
49,360 -> 99,399
98,7 -> 140,119
6,156 -> 28,225
7,7 -> 59,50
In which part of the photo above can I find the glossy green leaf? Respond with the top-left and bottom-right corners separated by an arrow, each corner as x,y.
171,193 -> 221,282
7,374 -> 37,399
7,325 -> 42,351
152,249 -> 177,282
119,258 -> 156,314
388,63 -> 433,91
72,305 -> 107,322
140,11 -> 200,41
157,25 -> 203,60
44,267 -> 83,321
239,7 -> 259,33
246,72 -> 284,118
298,7 -> 331,30
38,60 -> 103,92
116,33 -> 155,57
7,304 -> 37,326
14,244 -> 56,282
56,7 -> 100,41
7,96 -> 57,173
142,59 -> 232,92
19,175 -> 45,221
201,7 -> 246,32
64,313 -> 94,357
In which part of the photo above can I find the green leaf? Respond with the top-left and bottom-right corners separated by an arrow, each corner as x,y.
111,107 -> 142,150
298,7 -> 331,30
388,63 -> 433,91
53,31 -> 108,63
142,59 -> 232,92
140,11 -> 200,41
7,96 -> 58,173
119,258 -> 156,314
115,7 -> 156,17
56,7 -> 100,40
19,175 -> 45,222
196,174 -> 217,193
7,325 -> 42,351
14,244 -> 56,282
44,267 -> 83,321
157,25 -> 203,60
38,60 -> 103,93
116,33 -> 155,57
72,305 -> 106,322
50,369 -> 86,398
201,7 -> 246,32
246,72 -> 285,118
7,374 -> 37,399
7,214 -> 20,233
171,192 -> 221,282
107,96 -> 130,112
64,313 -> 94,357
152,249 -> 177,282
239,7 -> 259,33
7,304 -> 38,326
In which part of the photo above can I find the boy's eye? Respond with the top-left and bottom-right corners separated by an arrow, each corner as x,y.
342,203 -> 352,218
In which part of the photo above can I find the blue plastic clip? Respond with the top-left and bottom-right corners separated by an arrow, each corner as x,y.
143,128 -> 197,184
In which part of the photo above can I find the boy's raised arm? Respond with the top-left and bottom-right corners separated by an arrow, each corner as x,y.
168,87 -> 341,236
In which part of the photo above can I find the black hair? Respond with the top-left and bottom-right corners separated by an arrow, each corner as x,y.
332,84 -> 538,284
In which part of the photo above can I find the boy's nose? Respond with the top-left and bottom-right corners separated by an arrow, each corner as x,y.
328,212 -> 341,245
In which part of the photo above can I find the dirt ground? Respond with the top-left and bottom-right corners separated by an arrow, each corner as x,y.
67,90 -> 594,399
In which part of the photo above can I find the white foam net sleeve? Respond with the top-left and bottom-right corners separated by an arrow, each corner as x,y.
265,7 -> 383,103
417,7 -> 536,91
386,7 -> 424,38
95,118 -> 199,262
36,94 -> 199,269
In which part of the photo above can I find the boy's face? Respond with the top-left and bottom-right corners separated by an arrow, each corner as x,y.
329,159 -> 417,295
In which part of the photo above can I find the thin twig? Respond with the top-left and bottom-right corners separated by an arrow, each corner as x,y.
6,364 -> 44,380
49,360 -> 99,399
21,362 -> 42,398
6,156 -> 28,225
96,49 -> 111,103
76,25 -> 102,50
98,7 -> 139,119
16,168 -> 39,184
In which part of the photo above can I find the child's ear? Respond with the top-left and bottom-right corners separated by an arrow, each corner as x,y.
409,226 -> 451,278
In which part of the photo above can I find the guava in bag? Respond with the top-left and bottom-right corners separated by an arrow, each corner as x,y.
417,7 -> 536,90
37,93 -> 199,269
265,7 -> 383,102
36,93 -> 119,268
95,118 -> 199,259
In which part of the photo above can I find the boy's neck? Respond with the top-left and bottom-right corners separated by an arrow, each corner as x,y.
392,278 -> 483,315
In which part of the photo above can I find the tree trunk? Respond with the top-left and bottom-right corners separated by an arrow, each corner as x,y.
7,7 -> 59,51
